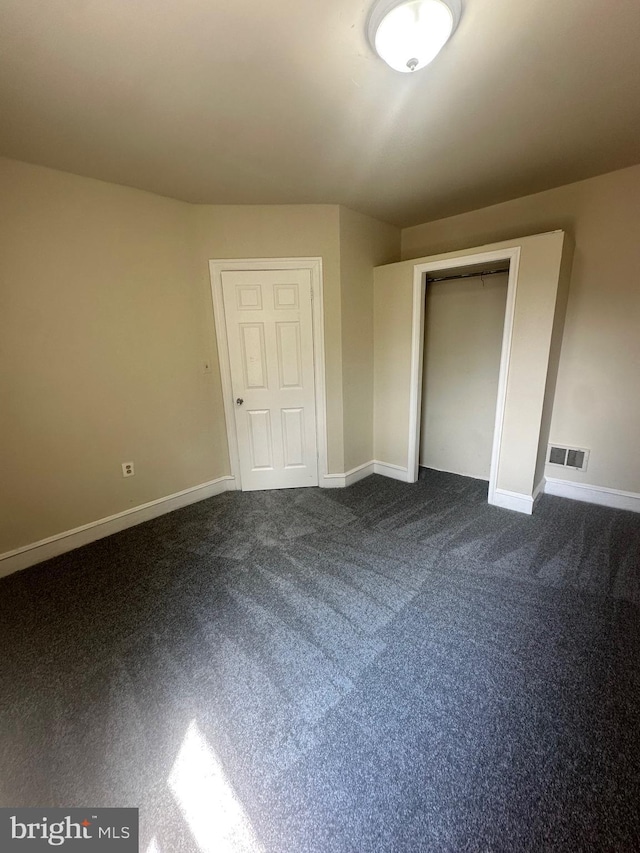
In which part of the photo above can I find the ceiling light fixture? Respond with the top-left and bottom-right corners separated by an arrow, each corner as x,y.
367,0 -> 461,73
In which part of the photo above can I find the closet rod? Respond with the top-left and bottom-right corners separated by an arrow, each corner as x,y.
426,268 -> 508,284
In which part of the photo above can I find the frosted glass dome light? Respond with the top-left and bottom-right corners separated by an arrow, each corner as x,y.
367,0 -> 461,73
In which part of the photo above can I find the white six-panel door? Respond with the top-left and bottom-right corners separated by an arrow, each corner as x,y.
221,268 -> 318,490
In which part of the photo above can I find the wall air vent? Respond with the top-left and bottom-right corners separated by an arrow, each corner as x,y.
547,444 -> 589,471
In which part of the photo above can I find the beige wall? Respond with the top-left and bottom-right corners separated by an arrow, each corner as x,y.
420,274 -> 508,480
338,207 -> 400,471
0,158 -> 221,553
192,204 -> 399,477
374,231 -> 568,499
5,153 -> 635,559
0,160 -> 400,554
1,165 -> 397,558
402,165 -> 640,494
373,262 -> 416,470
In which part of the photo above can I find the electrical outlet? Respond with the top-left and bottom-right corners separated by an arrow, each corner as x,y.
122,461 -> 135,477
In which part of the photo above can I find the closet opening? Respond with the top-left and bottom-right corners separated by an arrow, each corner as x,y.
407,246 -> 522,507
419,261 -> 510,486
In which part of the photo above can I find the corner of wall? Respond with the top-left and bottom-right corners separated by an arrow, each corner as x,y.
339,207 -> 401,472
534,231 -> 575,488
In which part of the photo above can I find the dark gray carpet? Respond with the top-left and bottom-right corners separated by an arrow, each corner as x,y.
1,470 -> 639,852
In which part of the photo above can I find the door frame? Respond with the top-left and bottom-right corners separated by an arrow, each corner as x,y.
408,247 -> 521,506
209,257 -> 327,491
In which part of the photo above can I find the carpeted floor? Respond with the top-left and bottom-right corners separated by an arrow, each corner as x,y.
1,470 -> 639,852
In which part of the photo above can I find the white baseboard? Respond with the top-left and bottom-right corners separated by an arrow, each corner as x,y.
544,477 -> 640,513
21,470 -> 625,581
0,476 -> 236,579
344,462 -> 376,486
321,461 -> 375,488
321,460 -> 412,488
532,478 -> 545,503
320,476 -> 346,488
374,461 -> 412,482
490,488 -> 535,515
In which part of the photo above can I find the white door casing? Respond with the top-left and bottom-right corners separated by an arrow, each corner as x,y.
408,247 -> 521,505
210,259 -> 326,491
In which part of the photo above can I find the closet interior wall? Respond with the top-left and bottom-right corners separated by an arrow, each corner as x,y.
420,269 -> 509,480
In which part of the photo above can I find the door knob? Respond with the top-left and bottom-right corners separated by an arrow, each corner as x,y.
236,398 -> 244,406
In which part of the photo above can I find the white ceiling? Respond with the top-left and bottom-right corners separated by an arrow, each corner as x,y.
1,0 -> 639,227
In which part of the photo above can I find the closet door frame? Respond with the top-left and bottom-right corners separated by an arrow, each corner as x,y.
408,247 -> 522,507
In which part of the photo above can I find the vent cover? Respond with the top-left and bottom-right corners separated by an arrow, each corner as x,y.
547,444 -> 589,471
